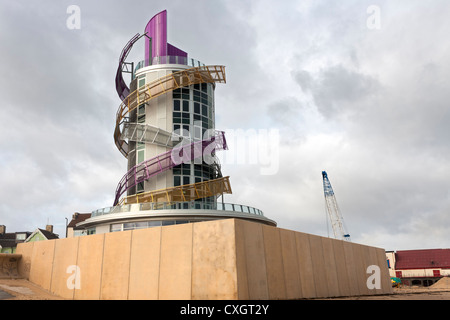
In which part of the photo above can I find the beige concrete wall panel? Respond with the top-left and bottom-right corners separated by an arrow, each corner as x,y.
376,248 -> 393,295
366,246 -> 383,295
352,244 -> 371,296
342,241 -> 361,296
321,237 -> 340,297
241,221 -> 269,299
159,223 -> 193,300
100,231 -> 132,300
294,232 -> 316,299
262,225 -> 287,300
29,240 -> 55,292
331,240 -> 351,297
74,234 -> 105,300
16,242 -> 34,280
308,235 -> 328,298
279,229 -> 302,299
128,227 -> 162,300
50,237 -> 80,299
192,220 -> 238,300
234,219 -> 249,299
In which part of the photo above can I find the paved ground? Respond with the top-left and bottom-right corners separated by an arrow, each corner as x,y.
0,279 -> 64,300
1,278 -> 449,300
332,287 -> 450,300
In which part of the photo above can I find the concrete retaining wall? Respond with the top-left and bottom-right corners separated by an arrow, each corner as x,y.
16,219 -> 392,299
0,253 -> 21,279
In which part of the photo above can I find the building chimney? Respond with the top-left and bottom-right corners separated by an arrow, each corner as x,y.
46,225 -> 53,234
0,225 -> 5,235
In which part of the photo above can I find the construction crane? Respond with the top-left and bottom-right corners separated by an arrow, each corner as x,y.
322,171 -> 351,241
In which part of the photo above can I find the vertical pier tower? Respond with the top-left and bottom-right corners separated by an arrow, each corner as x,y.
77,10 -> 276,234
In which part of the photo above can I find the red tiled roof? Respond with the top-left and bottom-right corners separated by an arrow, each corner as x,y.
395,249 -> 450,270
67,213 -> 91,229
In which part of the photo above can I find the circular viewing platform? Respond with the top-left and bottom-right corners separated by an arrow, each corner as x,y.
77,202 -> 276,231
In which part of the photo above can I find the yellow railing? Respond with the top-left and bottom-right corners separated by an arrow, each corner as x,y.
119,176 -> 232,206
114,65 -> 226,157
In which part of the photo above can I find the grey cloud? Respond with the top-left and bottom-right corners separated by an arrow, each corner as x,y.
293,65 -> 381,119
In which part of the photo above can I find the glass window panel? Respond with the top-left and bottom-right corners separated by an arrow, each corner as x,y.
174,100 -> 180,111
111,224 -> 122,232
135,222 -> 148,229
183,176 -> 190,185
194,103 -> 200,114
124,223 -> 136,231
162,220 -> 175,226
138,150 -> 145,163
182,125 -> 190,135
174,175 -> 181,186
148,221 -> 161,227
202,105 -> 208,116
183,101 -> 189,112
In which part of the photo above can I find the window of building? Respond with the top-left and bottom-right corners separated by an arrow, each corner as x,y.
138,104 -> 146,123
137,182 -> 144,193
16,233 -> 26,240
111,224 -> 122,232
137,150 -> 145,164
138,76 -> 146,88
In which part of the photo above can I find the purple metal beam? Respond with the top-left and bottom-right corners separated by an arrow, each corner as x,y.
115,33 -> 141,101
113,131 -> 228,206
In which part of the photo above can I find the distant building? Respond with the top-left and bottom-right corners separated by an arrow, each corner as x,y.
26,225 -> 59,242
0,225 -> 58,253
67,213 -> 92,238
386,249 -> 450,286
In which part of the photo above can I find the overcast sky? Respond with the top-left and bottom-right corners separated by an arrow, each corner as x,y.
1,0 -> 449,251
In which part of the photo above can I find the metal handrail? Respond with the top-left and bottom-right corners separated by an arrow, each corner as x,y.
92,202 -> 264,218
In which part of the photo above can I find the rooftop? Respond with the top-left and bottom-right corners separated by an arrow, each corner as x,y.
395,249 -> 450,270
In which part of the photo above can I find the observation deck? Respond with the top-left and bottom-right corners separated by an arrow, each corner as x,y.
78,202 -> 276,231
133,56 -> 206,79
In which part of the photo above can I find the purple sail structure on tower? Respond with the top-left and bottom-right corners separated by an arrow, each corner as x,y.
144,10 -> 187,67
